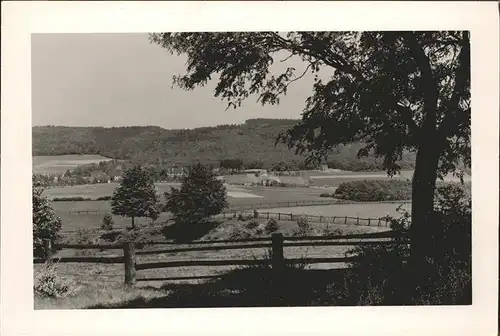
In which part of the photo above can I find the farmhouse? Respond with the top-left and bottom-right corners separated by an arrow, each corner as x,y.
258,175 -> 281,186
221,174 -> 259,186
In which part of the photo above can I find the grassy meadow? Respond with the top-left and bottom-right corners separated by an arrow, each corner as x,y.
265,202 -> 411,219
34,212 -> 389,309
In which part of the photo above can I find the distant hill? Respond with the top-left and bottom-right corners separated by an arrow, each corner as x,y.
32,119 -> 416,171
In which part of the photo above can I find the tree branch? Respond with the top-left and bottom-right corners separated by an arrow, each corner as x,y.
438,32 -> 470,137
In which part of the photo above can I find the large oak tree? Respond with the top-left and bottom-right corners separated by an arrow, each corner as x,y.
150,31 -> 470,286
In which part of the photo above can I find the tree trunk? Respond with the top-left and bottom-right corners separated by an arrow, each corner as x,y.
409,139 -> 440,297
131,216 -> 135,229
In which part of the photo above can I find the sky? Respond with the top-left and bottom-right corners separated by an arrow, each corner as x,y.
31,33 -> 313,129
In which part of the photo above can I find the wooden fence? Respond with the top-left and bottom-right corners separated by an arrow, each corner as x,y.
35,231 -> 403,286
219,210 -> 392,227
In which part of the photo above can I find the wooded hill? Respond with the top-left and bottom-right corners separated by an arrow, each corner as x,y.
32,118 -> 416,171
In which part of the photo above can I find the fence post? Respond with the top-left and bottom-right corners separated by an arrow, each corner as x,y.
356,217 -> 360,225
290,213 -> 293,221
278,213 -> 281,220
332,216 -> 336,224
43,239 -> 53,264
271,233 -> 284,271
319,216 -> 322,223
368,218 -> 371,226
267,212 -> 270,219
344,216 -> 348,225
123,241 -> 136,287
378,218 -> 381,227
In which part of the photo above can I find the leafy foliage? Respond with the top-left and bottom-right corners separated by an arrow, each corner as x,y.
101,213 -> 114,231
294,216 -> 312,236
334,179 -> 413,201
264,218 -> 279,234
33,184 -> 62,257
110,166 -> 160,229
341,185 -> 471,305
34,262 -> 79,298
165,163 -> 229,226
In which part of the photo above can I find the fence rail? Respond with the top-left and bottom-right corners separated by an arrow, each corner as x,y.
36,232 -> 405,286
220,210 -> 392,227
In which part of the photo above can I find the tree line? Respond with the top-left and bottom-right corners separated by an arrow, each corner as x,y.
33,120 -> 418,171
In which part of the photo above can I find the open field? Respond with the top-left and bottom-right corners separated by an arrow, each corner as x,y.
33,154 -> 113,174
306,169 -> 470,187
265,203 -> 411,218
44,182 -> 181,200
50,185 -> 331,231
49,181 -> 410,231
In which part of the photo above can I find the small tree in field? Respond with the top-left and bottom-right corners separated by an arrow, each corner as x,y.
33,182 -> 62,257
165,163 -> 228,226
101,213 -> 114,231
111,165 -> 159,229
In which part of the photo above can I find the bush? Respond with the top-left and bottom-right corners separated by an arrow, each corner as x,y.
245,219 -> 259,230
34,262 -> 79,298
101,213 -> 114,231
321,227 -> 343,237
52,196 -> 91,202
73,229 -> 95,256
265,218 -> 279,233
33,185 -> 62,258
320,193 -> 333,198
337,183 -> 472,305
96,196 -> 112,201
293,216 -> 311,236
334,179 -> 412,202
228,227 -> 251,240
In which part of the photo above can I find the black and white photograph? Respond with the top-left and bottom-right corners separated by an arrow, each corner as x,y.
1,2 -> 498,335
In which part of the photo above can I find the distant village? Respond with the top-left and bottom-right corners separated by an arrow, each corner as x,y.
33,161 -> 329,188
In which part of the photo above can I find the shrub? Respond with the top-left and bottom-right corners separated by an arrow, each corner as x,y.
255,227 -> 264,235
33,185 -> 62,258
321,227 -> 343,237
337,183 -> 472,305
238,212 -> 253,221
228,227 -> 251,240
52,196 -> 91,202
245,219 -> 259,230
334,179 -> 412,202
73,229 -> 95,256
96,196 -> 112,201
34,262 -> 79,298
320,193 -> 332,198
101,213 -> 114,231
265,218 -> 279,233
293,216 -> 311,236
